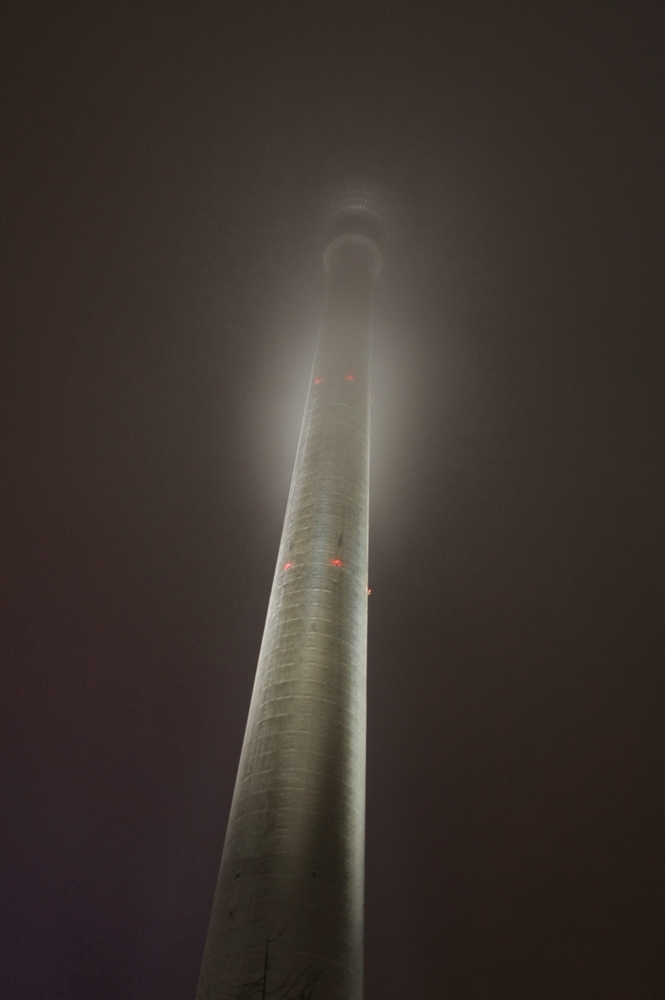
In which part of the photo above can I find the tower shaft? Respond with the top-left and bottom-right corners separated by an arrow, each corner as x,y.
198,236 -> 378,1000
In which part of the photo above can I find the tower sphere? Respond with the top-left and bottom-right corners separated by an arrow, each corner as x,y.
323,234 -> 383,279
323,178 -> 388,277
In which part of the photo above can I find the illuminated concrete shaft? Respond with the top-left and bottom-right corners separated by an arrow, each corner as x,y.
197,230 -> 380,1000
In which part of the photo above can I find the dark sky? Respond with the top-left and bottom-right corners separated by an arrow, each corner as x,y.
2,2 -> 662,998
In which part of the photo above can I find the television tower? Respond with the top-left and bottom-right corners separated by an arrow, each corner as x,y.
197,182 -> 386,1000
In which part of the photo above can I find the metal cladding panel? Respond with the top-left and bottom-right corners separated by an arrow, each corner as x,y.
198,241 -> 376,1000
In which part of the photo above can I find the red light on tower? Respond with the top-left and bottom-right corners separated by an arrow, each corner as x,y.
345,374 -> 355,381
283,562 -> 293,571
329,558 -> 344,568
314,377 -> 323,385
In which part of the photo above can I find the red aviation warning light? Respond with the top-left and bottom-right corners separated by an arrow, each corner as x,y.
314,377 -> 323,385
283,562 -> 293,570
345,374 -> 355,381
329,558 -> 344,568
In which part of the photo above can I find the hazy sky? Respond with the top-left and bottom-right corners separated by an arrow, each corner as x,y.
2,3 -> 661,998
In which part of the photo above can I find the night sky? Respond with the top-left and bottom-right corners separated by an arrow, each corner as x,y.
2,3 -> 662,998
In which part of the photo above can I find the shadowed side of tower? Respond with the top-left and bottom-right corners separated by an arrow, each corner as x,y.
197,187 -> 383,1000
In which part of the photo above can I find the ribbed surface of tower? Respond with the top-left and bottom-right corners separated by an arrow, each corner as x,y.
197,189 -> 384,1000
